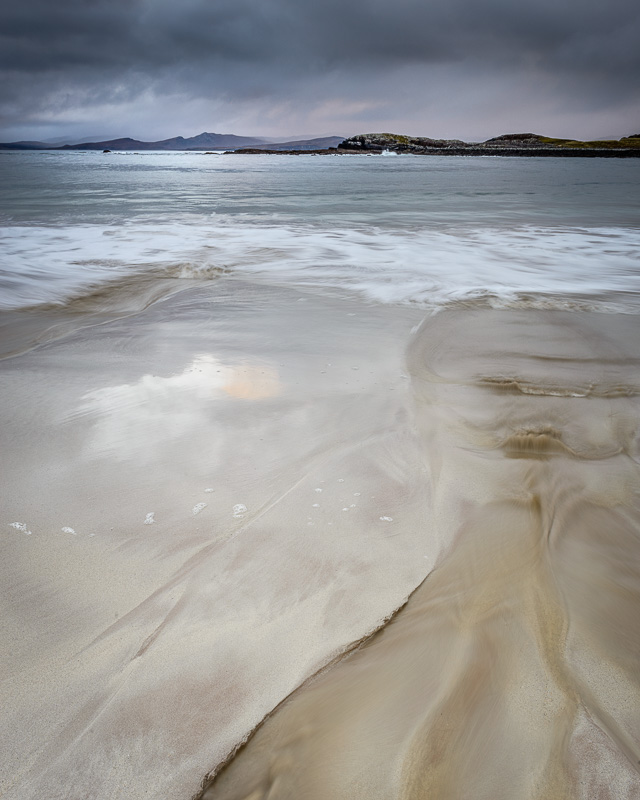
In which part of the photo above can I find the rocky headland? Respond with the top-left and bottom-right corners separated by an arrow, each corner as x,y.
333,131 -> 640,157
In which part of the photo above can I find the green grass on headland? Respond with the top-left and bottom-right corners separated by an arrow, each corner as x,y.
539,136 -> 640,149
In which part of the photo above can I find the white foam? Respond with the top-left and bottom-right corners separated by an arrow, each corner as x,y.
204,488 -> 214,493
379,516 -> 393,522
232,503 -> 247,517
9,522 -> 32,535
61,527 -> 76,535
144,512 -> 155,525
192,503 -> 207,516
2,220 -> 640,312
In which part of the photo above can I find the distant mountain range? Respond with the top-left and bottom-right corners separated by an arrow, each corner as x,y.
238,136 -> 344,151
0,132 -> 344,151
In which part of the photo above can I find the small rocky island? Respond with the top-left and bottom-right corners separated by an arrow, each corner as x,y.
337,131 -> 640,156
238,131 -> 640,157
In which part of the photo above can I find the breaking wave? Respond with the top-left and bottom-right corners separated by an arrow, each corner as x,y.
1,219 -> 640,313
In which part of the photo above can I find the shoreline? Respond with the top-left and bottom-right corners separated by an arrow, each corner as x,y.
2,283 -> 640,799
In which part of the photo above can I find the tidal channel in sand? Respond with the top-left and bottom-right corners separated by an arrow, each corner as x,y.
199,307 -> 640,800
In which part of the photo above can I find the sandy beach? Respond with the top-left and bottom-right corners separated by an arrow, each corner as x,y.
1,151 -> 639,800
2,275 -> 640,799
1,279 -> 434,799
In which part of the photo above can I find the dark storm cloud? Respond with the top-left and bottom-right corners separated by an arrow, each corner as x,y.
1,0 -> 639,139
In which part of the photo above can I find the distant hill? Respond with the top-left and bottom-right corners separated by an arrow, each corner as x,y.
0,132 -> 270,151
0,140 -> 51,150
0,135 -> 120,148
58,132 -> 270,151
0,132 -> 343,152
238,136 -> 344,151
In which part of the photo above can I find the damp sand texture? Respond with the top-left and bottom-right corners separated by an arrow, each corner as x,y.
198,308 -> 640,800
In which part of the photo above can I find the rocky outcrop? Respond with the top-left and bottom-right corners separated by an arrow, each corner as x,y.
337,132 -> 640,157
338,133 -> 467,152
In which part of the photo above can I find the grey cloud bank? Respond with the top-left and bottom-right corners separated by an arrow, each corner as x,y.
1,0 -> 639,142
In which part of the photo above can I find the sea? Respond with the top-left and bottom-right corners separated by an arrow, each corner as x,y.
1,149 -> 639,315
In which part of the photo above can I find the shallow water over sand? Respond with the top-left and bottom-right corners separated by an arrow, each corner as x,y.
0,284 -> 435,800
199,309 -> 640,800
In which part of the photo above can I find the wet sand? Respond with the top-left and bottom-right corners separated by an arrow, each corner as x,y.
200,308 -> 640,800
2,284 -> 640,799
0,280 -> 431,800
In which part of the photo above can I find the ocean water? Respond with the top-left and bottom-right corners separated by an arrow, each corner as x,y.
1,150 -> 639,313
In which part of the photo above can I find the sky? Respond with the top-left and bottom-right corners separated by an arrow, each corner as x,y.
1,0 -> 639,143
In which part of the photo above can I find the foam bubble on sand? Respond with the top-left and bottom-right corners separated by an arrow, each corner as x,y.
314,488 -> 323,493
204,488 -> 214,493
232,504 -> 247,517
9,522 -> 32,535
379,516 -> 393,522
192,503 -> 207,516
144,512 -> 155,525
312,503 -> 320,508
61,527 -> 76,535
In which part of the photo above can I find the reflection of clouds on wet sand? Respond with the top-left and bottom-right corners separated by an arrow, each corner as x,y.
72,355 -> 281,460
0,287 -> 439,800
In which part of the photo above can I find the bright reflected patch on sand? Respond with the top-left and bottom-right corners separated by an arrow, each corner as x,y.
73,355 -> 281,460
222,366 -> 281,400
